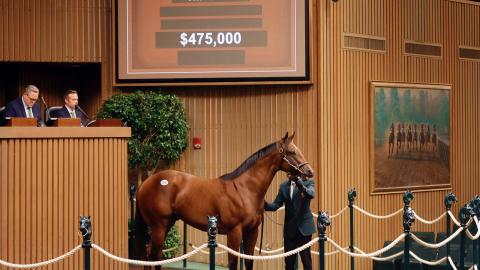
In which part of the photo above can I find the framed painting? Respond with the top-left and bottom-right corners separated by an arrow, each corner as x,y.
370,82 -> 451,194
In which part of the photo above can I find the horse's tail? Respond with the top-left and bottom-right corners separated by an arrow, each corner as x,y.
135,201 -> 149,260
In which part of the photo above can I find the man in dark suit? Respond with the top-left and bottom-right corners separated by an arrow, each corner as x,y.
4,85 -> 44,126
265,173 -> 315,270
52,89 -> 89,126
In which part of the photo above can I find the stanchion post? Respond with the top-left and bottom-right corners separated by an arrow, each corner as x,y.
444,192 -> 457,260
207,216 -> 218,270
403,207 -> 415,270
183,222 -> 187,268
459,204 -> 473,270
129,184 -> 136,259
348,188 -> 357,270
469,196 -> 480,267
403,190 -> 415,270
79,216 -> 92,270
317,211 -> 331,270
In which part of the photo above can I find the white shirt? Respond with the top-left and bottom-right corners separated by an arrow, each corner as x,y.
66,106 -> 76,118
21,96 -> 33,118
290,181 -> 296,199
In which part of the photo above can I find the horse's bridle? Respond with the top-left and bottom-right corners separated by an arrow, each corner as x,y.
278,143 -> 309,177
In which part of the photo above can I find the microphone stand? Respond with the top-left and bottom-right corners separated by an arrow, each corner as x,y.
40,96 -> 49,126
76,105 -> 92,126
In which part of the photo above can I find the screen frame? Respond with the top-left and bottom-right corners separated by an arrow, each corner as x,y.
113,0 -> 311,85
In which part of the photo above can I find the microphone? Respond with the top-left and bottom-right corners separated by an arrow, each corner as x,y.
76,105 -> 91,121
40,95 -> 49,108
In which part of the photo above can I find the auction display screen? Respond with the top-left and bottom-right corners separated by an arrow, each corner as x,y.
117,0 -> 309,82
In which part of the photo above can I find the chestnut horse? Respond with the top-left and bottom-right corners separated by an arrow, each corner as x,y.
135,133 -> 314,270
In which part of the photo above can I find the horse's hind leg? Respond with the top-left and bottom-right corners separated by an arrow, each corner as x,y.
149,222 -> 171,270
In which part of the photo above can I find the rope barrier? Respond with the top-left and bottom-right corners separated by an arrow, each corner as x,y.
162,245 -> 180,253
353,205 -> 403,219
254,246 -> 284,254
189,244 -> 227,255
448,210 -> 462,227
311,246 -> 349,256
409,251 -> 448,266
411,226 -> 464,249
329,206 -> 348,219
265,206 -> 348,225
466,216 -> 480,240
326,233 -> 406,258
413,211 -> 446,224
91,243 -> 208,266
0,245 -> 81,269
448,256 -> 458,270
353,246 -> 403,261
217,238 -> 319,260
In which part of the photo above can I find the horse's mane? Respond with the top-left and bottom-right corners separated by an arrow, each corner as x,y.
219,142 -> 277,180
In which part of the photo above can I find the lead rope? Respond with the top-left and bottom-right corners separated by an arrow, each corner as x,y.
259,217 -> 264,255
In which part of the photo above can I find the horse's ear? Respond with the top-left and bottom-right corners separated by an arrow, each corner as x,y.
282,132 -> 289,142
285,131 -> 295,145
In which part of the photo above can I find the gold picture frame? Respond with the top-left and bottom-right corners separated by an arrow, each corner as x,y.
370,82 -> 452,194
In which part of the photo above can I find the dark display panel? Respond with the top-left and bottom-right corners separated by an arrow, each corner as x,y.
117,0 -> 309,82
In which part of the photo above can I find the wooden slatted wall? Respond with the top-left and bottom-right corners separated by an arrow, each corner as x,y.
0,0 -> 112,107
167,84 -> 319,269
1,0 -> 479,269
318,0 -> 480,269
0,136 -> 129,270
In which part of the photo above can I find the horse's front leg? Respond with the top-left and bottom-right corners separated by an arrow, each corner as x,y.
242,227 -> 259,270
227,227 -> 243,270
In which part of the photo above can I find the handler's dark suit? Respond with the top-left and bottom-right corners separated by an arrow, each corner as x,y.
265,178 -> 315,270
4,97 -> 44,126
52,105 -> 88,126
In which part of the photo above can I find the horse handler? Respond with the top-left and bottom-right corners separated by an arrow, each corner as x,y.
264,173 -> 315,270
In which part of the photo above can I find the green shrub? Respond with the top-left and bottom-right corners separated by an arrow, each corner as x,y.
98,91 -> 187,258
163,225 -> 181,259
97,91 -> 189,171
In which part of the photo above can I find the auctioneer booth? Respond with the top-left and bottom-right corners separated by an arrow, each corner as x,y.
0,126 -> 130,270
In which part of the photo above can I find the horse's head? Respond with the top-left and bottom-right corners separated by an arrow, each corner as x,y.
469,196 -> 480,216
79,216 -> 92,242
348,188 -> 357,204
317,211 -> 331,234
277,132 -> 314,179
403,190 -> 414,208
444,192 -> 458,210
459,204 -> 474,225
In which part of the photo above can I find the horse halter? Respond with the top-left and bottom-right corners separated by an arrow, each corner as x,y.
278,143 -> 309,177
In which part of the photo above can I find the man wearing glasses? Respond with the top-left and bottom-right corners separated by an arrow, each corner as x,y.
4,85 -> 44,126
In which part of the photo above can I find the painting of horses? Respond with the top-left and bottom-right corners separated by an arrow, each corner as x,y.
370,82 -> 451,193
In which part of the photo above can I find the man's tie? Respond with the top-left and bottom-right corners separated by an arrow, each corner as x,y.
26,107 -> 33,118
290,181 -> 296,199
70,110 -> 76,118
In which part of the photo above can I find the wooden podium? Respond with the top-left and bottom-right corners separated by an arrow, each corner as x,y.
5,117 -> 37,126
88,118 -> 123,127
0,127 -> 131,270
52,118 -> 81,127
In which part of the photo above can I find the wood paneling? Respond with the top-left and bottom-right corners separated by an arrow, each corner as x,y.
318,0 -> 480,269
0,128 -> 130,270
0,0 -> 112,102
1,0 -> 479,269
163,85 -> 319,269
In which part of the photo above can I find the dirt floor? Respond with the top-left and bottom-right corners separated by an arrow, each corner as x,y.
375,142 -> 449,189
